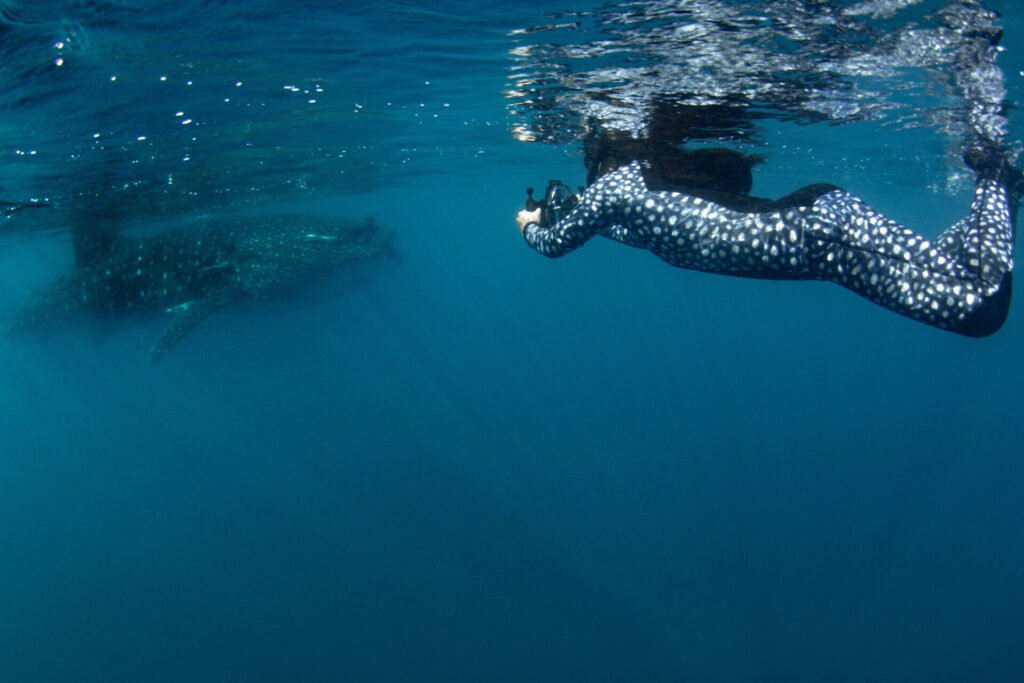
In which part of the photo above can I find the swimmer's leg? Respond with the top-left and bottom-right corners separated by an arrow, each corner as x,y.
932,163 -> 1016,335
804,162 -> 1016,335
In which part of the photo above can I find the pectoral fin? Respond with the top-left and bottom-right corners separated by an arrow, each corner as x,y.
149,289 -> 236,363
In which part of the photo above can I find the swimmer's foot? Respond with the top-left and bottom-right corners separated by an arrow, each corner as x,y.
965,141 -> 1024,227
964,141 -> 1023,190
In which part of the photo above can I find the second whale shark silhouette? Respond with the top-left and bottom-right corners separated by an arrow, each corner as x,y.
7,213 -> 396,362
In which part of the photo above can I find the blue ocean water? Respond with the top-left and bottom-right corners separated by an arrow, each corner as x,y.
1,1 -> 1023,681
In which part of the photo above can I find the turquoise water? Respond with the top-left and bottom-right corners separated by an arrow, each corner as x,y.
1,1 -> 1023,681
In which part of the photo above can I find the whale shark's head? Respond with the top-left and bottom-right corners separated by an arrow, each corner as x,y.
233,215 -> 396,296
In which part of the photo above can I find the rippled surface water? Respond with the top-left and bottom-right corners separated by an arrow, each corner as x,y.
1,2 -> 542,224
1,1 -> 1023,681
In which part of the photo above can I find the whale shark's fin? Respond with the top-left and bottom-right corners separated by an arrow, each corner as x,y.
69,188 -> 127,266
72,220 -> 118,266
351,216 -> 378,245
148,288 -> 237,363
382,231 -> 401,264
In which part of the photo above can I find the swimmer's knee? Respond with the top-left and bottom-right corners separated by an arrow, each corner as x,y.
957,272 -> 1013,337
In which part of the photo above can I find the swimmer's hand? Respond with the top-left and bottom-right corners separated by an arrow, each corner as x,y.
517,208 -> 542,234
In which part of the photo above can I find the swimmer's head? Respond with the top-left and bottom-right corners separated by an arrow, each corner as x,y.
583,126 -> 762,195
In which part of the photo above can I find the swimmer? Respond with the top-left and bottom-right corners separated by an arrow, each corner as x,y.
517,138 -> 1019,336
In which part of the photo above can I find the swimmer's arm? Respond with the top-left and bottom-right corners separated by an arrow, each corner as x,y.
517,187 -> 611,258
517,162 -> 645,257
516,208 -> 542,234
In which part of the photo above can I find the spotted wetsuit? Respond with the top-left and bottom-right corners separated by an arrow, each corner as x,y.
523,161 -> 1015,336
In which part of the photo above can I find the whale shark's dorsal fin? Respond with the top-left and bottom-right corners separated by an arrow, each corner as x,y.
148,287 -> 238,363
69,192 -> 127,266
72,221 -> 118,265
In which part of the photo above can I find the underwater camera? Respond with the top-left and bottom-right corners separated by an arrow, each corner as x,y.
525,179 -> 579,228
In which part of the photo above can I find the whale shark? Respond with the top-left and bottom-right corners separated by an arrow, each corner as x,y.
6,213 -> 396,362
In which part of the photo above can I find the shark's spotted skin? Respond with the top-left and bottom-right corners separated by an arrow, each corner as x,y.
524,161 -> 1014,335
7,214 -> 395,361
